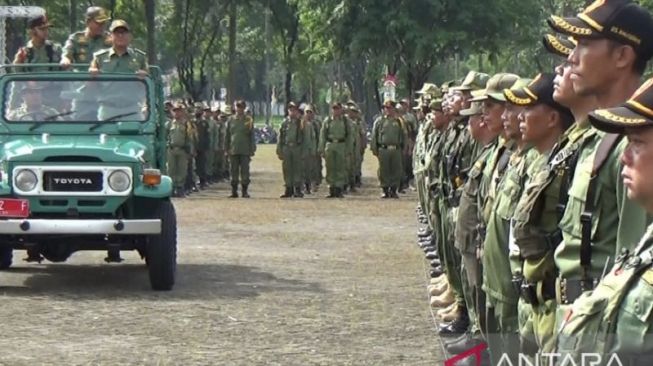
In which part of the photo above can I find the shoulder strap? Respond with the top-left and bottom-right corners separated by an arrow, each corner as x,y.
555,133 -> 596,220
25,46 -> 34,63
495,145 -> 512,176
580,133 -> 623,277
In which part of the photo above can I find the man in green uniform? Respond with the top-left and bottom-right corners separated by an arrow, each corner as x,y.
302,104 -> 319,195
501,74 -> 574,362
319,103 -> 353,198
209,108 -> 223,182
434,71 -> 487,337
194,105 -> 212,190
13,15 -> 62,71
167,104 -> 191,198
480,75 -> 549,363
304,104 -> 322,191
444,73 -> 520,357
61,6 -> 112,69
547,0 -> 653,340
421,99 -> 450,280
510,35 -> 595,358
89,20 -> 147,74
370,100 -> 406,198
346,102 -> 367,188
557,79 -> 653,365
7,82 -> 60,121
204,106 -> 217,184
399,98 -> 418,193
219,108 -> 231,182
278,102 -> 309,198
226,100 -> 256,198
89,20 -> 148,121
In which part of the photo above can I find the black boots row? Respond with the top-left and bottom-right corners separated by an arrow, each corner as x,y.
326,187 -> 344,198
381,186 -> 399,199
229,184 -> 250,198
280,186 -> 304,198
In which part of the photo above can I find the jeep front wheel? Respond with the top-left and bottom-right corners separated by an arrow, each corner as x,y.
146,200 -> 177,290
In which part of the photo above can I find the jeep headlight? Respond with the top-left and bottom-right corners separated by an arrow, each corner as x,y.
14,169 -> 38,192
108,170 -> 131,192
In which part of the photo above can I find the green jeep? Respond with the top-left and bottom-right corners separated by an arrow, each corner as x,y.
0,65 -> 176,290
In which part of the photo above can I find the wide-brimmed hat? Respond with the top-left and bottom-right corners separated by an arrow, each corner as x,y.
589,78 -> 653,133
547,0 -> 653,60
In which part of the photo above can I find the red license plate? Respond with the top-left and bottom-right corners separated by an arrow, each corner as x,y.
0,199 -> 30,218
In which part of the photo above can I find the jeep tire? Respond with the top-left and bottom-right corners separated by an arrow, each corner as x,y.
146,200 -> 177,290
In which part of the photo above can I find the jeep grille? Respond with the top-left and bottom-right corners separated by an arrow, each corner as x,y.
43,171 -> 103,192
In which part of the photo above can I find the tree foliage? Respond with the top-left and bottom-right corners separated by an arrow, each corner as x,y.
3,0 -> 653,116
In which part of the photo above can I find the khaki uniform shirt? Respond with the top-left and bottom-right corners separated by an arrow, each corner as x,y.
63,31 -> 112,65
90,47 -> 147,73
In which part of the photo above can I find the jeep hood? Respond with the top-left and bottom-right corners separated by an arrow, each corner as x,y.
2,135 -> 151,163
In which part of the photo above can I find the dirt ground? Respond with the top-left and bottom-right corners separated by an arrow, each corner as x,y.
0,145 -> 445,366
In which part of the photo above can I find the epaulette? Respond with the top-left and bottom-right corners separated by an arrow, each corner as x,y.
93,48 -> 110,57
73,31 -> 87,43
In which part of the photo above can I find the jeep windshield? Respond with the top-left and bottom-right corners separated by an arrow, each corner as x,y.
4,78 -> 149,123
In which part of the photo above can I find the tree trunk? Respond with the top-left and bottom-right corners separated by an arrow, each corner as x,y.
144,0 -> 156,65
69,0 -> 77,34
227,0 -> 237,105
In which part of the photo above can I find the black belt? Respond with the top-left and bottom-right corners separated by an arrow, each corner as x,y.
327,138 -> 345,143
520,277 -> 556,306
556,277 -> 597,305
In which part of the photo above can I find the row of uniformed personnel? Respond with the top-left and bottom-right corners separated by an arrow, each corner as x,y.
276,101 -> 366,198
413,1 -> 653,364
165,101 -> 255,198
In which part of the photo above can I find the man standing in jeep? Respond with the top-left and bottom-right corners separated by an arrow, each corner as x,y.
12,14 -> 62,72
60,6 -> 112,70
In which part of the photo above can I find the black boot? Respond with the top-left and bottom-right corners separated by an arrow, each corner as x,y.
229,184 -> 238,198
390,186 -> 399,198
349,183 -> 357,193
335,187 -> 345,198
241,184 -> 250,198
438,307 -> 470,336
381,187 -> 390,199
326,187 -> 336,198
293,186 -> 304,198
355,175 -> 362,187
280,186 -> 293,198
305,182 -> 312,195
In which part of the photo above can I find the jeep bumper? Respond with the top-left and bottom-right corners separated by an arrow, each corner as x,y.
0,219 -> 161,235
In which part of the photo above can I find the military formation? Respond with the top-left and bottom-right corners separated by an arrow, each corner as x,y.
277,101 -> 368,198
412,1 -> 653,364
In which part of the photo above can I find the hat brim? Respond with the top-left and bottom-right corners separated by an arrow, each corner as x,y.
469,94 -> 488,103
542,34 -> 574,58
547,15 -> 598,38
94,16 -> 111,23
504,88 -> 536,106
589,105 -> 652,134
459,108 -> 481,116
450,86 -> 473,92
